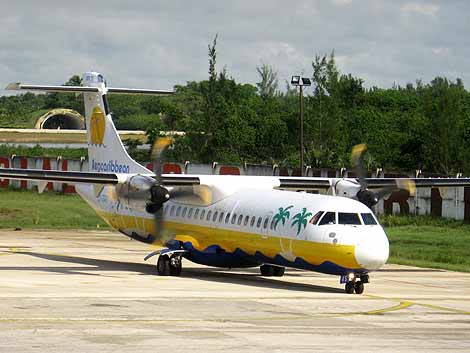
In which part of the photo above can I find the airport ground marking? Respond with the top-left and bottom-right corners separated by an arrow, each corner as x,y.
364,294 -> 470,315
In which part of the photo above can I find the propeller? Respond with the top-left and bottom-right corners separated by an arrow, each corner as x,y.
146,137 -> 213,245
147,137 -> 173,242
351,144 -> 416,209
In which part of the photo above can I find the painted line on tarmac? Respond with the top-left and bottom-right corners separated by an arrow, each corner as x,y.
365,294 -> 470,315
362,301 -> 413,315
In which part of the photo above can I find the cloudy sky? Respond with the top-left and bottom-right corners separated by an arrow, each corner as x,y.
1,0 -> 469,95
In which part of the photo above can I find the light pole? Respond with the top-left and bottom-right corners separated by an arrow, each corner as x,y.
291,76 -> 311,176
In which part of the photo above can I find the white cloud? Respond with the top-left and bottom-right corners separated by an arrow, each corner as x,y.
0,0 -> 469,95
332,0 -> 353,6
432,47 -> 450,55
400,3 -> 439,17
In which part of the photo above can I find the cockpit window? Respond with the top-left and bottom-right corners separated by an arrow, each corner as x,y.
309,211 -> 324,225
338,213 -> 361,225
318,212 -> 336,225
361,213 -> 378,225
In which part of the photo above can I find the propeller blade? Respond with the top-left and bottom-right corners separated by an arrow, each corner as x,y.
351,143 -> 368,189
150,137 -> 174,244
151,136 -> 174,184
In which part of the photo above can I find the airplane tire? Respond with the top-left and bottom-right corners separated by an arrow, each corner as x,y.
354,282 -> 364,294
272,266 -> 285,277
169,255 -> 182,276
157,255 -> 171,276
260,264 -> 274,276
345,282 -> 355,294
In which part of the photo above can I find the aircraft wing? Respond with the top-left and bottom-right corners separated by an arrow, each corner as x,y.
275,176 -> 470,192
365,177 -> 470,188
0,168 -> 200,187
0,168 -> 120,185
276,177 -> 332,190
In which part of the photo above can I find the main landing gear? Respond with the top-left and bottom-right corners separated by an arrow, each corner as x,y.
260,264 -> 285,277
157,254 -> 182,276
344,273 -> 368,294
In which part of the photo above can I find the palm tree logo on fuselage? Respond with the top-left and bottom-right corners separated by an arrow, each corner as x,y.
273,205 -> 294,230
291,208 -> 313,236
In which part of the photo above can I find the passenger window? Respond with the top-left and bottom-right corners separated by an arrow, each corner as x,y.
194,208 -> 200,219
176,206 -> 181,217
263,218 -> 269,229
182,207 -> 187,217
200,210 -> 205,220
207,210 -> 212,221
257,217 -> 262,228
238,215 -> 243,225
244,215 -> 249,226
270,218 -> 275,230
225,213 -> 231,223
213,211 -> 218,222
250,216 -> 256,227
188,208 -> 193,218
170,205 -> 175,216
310,211 -> 324,225
338,212 -> 361,225
219,212 -> 225,223
231,214 -> 237,224
361,213 -> 378,225
318,212 -> 336,225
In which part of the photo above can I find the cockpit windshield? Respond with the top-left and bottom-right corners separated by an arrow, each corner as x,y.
338,212 -> 361,225
318,212 -> 336,225
313,211 -> 378,226
361,213 -> 378,225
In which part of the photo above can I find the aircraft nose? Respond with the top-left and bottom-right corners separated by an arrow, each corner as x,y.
355,232 -> 389,270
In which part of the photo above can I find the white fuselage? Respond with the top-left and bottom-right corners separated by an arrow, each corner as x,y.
76,175 -> 390,275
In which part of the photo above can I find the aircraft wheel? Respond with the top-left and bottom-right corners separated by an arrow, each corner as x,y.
345,282 -> 355,294
354,282 -> 365,294
169,255 -> 182,276
272,266 -> 285,277
260,264 -> 274,276
157,255 -> 171,276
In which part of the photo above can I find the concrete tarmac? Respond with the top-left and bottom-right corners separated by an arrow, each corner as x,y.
0,229 -> 469,353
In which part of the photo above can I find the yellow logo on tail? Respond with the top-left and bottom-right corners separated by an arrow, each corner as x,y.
90,106 -> 106,145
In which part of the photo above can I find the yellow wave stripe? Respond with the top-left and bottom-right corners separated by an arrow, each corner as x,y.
96,211 -> 360,269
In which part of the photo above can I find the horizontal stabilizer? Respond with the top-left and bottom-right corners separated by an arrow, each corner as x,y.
5,83 -> 99,93
107,87 -> 174,95
6,83 -> 173,96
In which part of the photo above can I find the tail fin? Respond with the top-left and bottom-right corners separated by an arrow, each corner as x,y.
6,72 -> 174,174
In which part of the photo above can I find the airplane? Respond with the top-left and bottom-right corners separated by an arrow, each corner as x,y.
2,71 -> 470,295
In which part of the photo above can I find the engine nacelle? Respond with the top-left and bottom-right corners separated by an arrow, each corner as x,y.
118,175 -> 155,212
334,179 -> 361,198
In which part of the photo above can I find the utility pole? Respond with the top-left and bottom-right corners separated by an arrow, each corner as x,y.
291,76 -> 311,176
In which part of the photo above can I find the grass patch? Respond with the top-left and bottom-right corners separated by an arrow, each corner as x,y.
0,188 -> 109,229
382,215 -> 470,272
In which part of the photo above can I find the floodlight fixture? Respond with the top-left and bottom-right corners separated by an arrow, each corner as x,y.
301,77 -> 312,86
291,75 -> 301,86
